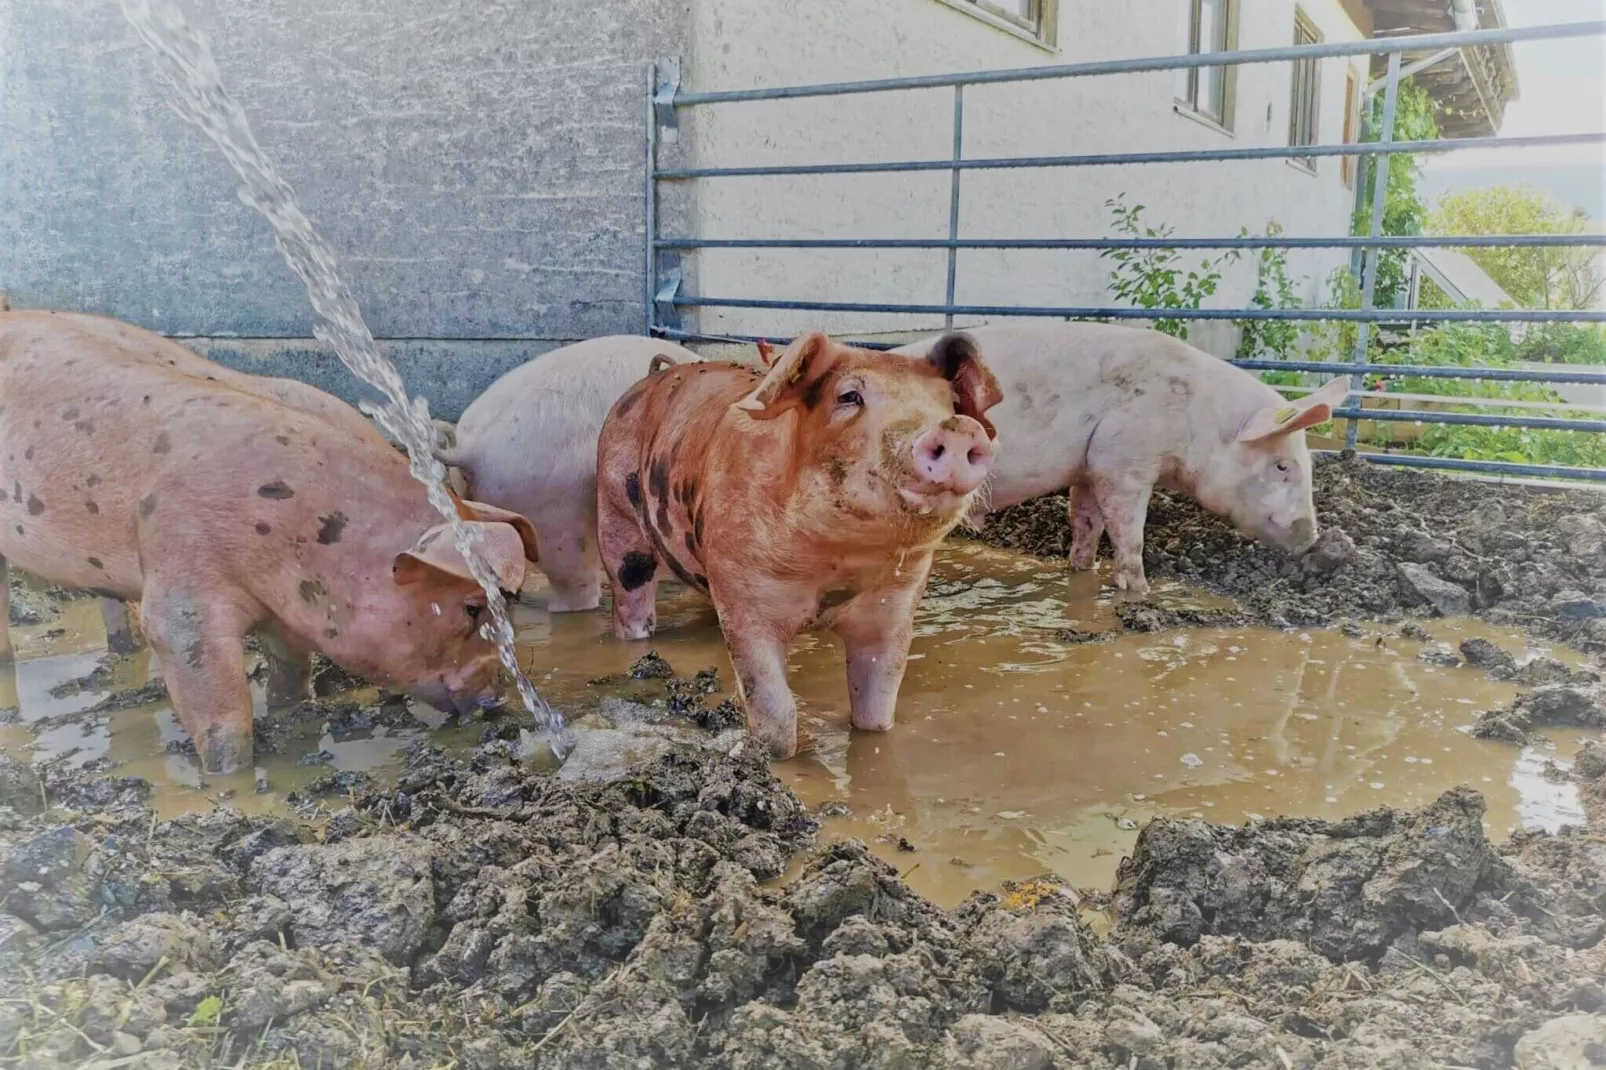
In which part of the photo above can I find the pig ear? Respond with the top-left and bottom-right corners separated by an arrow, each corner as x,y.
393,521 -> 530,592
453,497 -> 539,562
1239,376 -> 1349,444
755,338 -> 778,368
926,332 -> 1004,439
733,331 -> 838,420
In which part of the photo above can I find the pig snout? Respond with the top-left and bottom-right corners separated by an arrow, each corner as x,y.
414,657 -> 506,715
911,416 -> 994,495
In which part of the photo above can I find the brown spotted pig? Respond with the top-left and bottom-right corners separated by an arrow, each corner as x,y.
596,331 -> 1001,758
0,310 -> 538,772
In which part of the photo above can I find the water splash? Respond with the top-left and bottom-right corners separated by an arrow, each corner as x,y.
119,0 -> 560,737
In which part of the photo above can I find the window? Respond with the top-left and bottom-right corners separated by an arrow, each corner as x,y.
1288,10 -> 1323,171
939,0 -> 1059,48
1340,66 -> 1361,187
1175,0 -> 1237,130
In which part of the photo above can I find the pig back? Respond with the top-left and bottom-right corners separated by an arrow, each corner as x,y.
0,311 -> 421,603
896,321 -> 1277,507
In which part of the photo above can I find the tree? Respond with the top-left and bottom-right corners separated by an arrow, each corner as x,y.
1352,79 -> 1439,308
1429,184 -> 1602,311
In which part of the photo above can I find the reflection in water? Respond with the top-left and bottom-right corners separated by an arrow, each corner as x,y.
2,544 -> 1594,906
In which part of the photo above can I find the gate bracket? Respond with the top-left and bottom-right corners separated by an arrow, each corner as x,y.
653,56 -> 681,143
653,253 -> 683,332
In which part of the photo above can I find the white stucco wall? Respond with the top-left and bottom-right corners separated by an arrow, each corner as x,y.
680,0 -> 1367,355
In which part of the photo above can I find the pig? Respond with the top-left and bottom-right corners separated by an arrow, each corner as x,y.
434,335 -> 704,613
894,322 -> 1347,597
16,312 -> 388,656
596,330 -> 1002,758
0,310 -> 539,772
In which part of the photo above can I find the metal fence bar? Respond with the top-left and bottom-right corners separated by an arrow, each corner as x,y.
653,329 -> 1606,385
671,21 -> 1603,105
643,63 -> 658,335
1319,453 -> 1606,483
1330,409 -> 1606,433
669,296 -> 1606,323
944,87 -> 963,329
1229,360 -> 1606,385
654,132 -> 1604,180
1348,51 -> 1401,448
654,234 -> 1606,250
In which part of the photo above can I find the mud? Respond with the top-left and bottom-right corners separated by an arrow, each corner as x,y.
3,743 -> 1605,1069
981,454 -> 1606,651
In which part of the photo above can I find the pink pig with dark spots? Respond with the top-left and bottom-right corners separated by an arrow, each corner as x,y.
0,311 -> 538,773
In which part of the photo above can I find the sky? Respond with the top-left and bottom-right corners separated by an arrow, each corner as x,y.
1417,0 -> 1606,219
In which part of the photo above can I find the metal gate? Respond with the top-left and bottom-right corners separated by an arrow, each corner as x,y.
643,20 -> 1606,483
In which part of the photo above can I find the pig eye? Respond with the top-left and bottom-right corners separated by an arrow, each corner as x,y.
836,389 -> 864,407
1275,461 -> 1291,473
465,603 -> 484,622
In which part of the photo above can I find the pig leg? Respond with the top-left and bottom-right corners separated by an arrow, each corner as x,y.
1068,485 -> 1106,571
141,587 -> 255,773
101,599 -> 145,656
1091,474 -> 1153,597
597,492 -> 659,640
536,490 -> 604,613
826,554 -> 934,734
0,555 -> 12,664
258,628 -> 312,708
714,577 -> 817,758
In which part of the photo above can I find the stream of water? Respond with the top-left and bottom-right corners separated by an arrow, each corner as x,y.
118,0 -> 559,738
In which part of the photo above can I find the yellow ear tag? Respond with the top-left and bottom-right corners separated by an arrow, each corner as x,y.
1273,406 -> 1297,424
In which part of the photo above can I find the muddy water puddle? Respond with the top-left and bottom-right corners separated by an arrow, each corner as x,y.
3,544 -> 1594,906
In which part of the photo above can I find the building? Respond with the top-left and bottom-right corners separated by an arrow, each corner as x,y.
0,0 -> 1516,412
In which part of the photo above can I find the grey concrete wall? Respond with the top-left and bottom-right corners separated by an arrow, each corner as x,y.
0,0 -> 684,416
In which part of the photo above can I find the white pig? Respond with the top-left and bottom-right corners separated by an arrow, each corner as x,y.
895,322 -> 1348,595
435,336 -> 703,612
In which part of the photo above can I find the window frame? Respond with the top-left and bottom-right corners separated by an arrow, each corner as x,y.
935,0 -> 1060,50
1340,65 -> 1361,187
1287,8 -> 1324,173
1174,0 -> 1239,134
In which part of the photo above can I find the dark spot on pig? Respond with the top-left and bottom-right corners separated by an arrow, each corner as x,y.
139,495 -> 157,520
299,579 -> 328,604
324,627 -> 339,640
647,457 -> 670,502
258,481 -> 295,500
31,421 -> 38,429
142,395 -> 151,405
655,501 -> 672,537
85,501 -> 99,515
61,407 -> 79,421
255,521 -> 272,535
624,472 -> 643,508
23,447 -> 32,460
14,526 -> 21,536
316,512 -> 347,545
823,457 -> 849,486
75,420 -> 94,434
152,432 -> 171,454
11,482 -> 20,503
275,435 -> 290,446
685,531 -> 698,556
617,551 -> 657,591
87,556 -> 103,570
26,495 -> 43,516
86,475 -> 101,487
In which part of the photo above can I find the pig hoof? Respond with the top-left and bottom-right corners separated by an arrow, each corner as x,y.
198,727 -> 252,775
850,712 -> 894,733
613,621 -> 654,641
